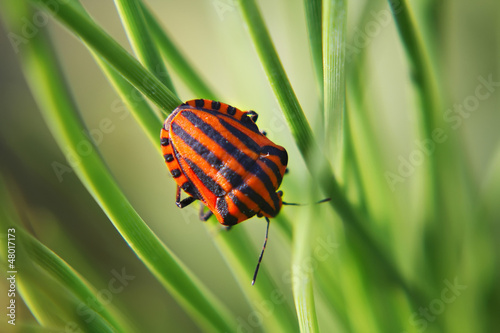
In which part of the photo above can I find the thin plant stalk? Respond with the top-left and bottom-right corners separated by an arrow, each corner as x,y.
323,0 -> 347,170
113,0 -> 177,95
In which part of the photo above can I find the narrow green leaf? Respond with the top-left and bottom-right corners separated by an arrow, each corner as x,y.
388,0 -> 441,212
292,211 -> 319,333
346,19 -> 394,222
314,265 -> 351,331
141,2 -> 218,100
236,0 -> 427,313
113,0 -> 177,96
237,0 -> 315,161
210,226 -> 300,332
388,0 -> 439,131
3,3 -> 235,331
17,271 -> 115,332
343,110 -> 368,213
25,232 -> 133,331
29,0 -> 181,111
93,55 -> 163,149
323,0 -> 347,169
0,176 -> 123,332
303,0 -> 323,96
68,0 -> 163,148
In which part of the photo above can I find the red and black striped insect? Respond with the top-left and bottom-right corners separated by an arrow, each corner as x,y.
161,99 -> 288,284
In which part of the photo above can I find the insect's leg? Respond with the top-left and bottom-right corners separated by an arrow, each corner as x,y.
252,217 -> 270,285
199,205 -> 213,221
224,225 -> 233,232
177,197 -> 196,208
175,185 -> 197,208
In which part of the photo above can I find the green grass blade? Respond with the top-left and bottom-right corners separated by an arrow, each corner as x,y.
4,3 -> 235,331
66,0 -> 163,148
17,269 -> 115,332
24,232 -> 132,331
141,2 -> 218,100
29,0 -> 181,112
388,0 -> 463,290
237,0 -> 316,161
93,55 -> 163,148
236,0 -> 420,325
0,177 -> 122,332
388,0 -> 441,212
323,0 -> 347,168
303,0 -> 323,96
236,0 -> 340,204
346,26 -> 396,224
237,0 -> 427,312
314,264 -> 350,331
343,109 -> 368,213
113,0 -> 177,96
292,211 -> 319,333
210,226 -> 300,332
388,0 -> 439,130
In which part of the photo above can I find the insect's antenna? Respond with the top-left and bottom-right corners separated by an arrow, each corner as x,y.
282,197 -> 331,206
282,201 -> 301,206
252,217 -> 270,286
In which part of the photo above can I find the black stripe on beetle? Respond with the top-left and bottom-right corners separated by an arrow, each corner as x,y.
171,122 -> 225,169
259,158 -> 284,187
195,99 -> 205,108
228,192 -> 255,218
185,157 -> 227,197
261,146 -> 288,167
216,197 -> 238,226
218,117 -> 261,148
181,111 -> 258,169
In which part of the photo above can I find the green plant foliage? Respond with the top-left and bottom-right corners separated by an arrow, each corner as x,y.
0,0 -> 499,332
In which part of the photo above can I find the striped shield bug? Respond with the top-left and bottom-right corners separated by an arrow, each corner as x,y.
160,99 -> 288,284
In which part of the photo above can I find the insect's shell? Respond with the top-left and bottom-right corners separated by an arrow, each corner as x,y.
160,99 -> 288,226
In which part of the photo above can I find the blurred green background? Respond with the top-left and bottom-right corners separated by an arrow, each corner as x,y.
0,0 -> 499,332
